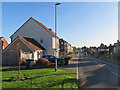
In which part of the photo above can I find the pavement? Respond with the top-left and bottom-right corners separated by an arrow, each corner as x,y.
58,55 -> 79,72
58,53 -> 120,88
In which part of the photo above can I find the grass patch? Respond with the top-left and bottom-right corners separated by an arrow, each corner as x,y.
67,54 -> 76,57
2,67 -> 77,88
89,55 -> 120,65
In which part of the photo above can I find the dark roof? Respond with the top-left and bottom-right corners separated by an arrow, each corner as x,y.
19,36 -> 46,50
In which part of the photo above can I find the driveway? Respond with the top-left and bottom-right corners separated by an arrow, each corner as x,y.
58,55 -> 79,72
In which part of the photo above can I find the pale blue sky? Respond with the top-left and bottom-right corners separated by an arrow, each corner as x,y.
2,2 -> 118,47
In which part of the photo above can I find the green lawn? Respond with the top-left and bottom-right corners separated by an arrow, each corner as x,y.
2,67 -> 77,88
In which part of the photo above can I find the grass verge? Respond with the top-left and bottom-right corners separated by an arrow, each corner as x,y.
2,67 -> 77,88
90,55 -> 120,65
98,56 -> 120,65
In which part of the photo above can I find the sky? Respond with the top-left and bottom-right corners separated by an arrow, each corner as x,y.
2,2 -> 118,47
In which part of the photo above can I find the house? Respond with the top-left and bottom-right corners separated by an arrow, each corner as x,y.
98,43 -> 109,56
59,38 -> 68,56
0,37 -> 8,65
81,46 -> 87,52
3,17 -> 59,65
70,46 -> 73,53
113,40 -> 120,54
89,47 -> 98,55
67,43 -> 71,54
112,40 -> 120,59
59,38 -> 72,56
3,36 -> 46,65
0,37 -> 8,50
72,46 -> 77,53
59,38 -> 65,56
98,43 -> 109,52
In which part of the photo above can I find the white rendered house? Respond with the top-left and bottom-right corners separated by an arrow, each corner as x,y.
10,17 -> 59,57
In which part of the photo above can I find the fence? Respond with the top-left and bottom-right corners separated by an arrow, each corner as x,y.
2,49 -> 32,66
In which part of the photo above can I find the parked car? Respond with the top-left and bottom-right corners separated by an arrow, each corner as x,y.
42,55 -> 59,63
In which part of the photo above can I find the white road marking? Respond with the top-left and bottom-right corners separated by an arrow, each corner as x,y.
111,71 -> 120,78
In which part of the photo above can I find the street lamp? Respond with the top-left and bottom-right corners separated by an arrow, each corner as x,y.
55,2 -> 61,72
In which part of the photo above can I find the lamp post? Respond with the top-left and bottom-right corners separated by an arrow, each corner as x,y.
55,2 -> 61,72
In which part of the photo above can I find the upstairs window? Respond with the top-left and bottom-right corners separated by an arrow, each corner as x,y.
40,38 -> 43,43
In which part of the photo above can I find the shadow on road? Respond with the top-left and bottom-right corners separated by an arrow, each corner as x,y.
81,68 -> 119,88
78,56 -> 119,88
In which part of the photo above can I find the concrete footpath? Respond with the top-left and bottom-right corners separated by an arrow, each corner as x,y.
58,55 -> 79,73
58,55 -> 79,88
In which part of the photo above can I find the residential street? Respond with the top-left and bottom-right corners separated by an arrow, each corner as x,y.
1,2 -> 119,89
59,53 -> 120,88
78,52 -> 120,88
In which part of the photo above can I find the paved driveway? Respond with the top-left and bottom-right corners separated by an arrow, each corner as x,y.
58,55 -> 79,72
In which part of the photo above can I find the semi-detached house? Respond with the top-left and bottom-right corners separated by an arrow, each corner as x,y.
3,17 -> 59,65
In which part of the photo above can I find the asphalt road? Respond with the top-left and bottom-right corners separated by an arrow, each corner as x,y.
78,52 -> 120,88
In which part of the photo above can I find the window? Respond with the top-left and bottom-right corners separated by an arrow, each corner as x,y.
40,38 -> 43,43
61,42 -> 64,44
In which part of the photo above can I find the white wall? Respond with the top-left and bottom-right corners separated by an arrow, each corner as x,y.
21,51 -> 32,60
11,19 -> 59,57
34,51 -> 38,60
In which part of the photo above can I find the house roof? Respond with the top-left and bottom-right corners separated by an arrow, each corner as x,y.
4,36 -> 46,52
19,36 -> 46,51
31,18 -> 56,37
0,37 -> 9,49
10,17 -> 58,38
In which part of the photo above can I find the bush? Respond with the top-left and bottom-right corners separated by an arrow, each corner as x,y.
36,58 -> 51,65
65,56 -> 72,60
69,56 -> 72,60
59,58 -> 65,66
59,56 -> 72,66
20,60 -> 27,66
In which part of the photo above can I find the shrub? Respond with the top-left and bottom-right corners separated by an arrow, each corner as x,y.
36,58 -> 51,65
59,58 -> 65,66
20,60 -> 27,66
69,56 -> 72,60
65,56 -> 72,60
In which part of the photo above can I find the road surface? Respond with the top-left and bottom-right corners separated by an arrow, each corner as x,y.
78,52 -> 120,88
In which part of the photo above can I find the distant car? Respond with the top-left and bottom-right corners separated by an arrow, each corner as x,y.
42,55 -> 59,63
